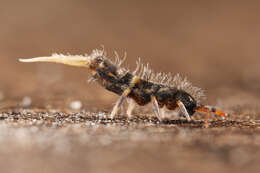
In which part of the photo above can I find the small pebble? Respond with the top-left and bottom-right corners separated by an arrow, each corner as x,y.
21,96 -> 32,106
70,100 -> 82,110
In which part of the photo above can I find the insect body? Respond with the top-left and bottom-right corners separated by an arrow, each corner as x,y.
19,49 -> 227,122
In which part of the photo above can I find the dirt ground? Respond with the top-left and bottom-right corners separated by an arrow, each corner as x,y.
1,1 -> 260,173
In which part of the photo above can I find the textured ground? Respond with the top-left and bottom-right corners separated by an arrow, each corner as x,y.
0,104 -> 259,173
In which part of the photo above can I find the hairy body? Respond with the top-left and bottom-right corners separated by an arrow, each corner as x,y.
93,58 -> 195,113
19,49 -> 227,123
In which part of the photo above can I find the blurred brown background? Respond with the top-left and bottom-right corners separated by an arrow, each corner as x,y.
1,1 -> 260,173
1,0 -> 260,108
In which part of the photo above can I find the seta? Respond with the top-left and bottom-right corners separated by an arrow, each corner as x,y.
19,49 -> 227,123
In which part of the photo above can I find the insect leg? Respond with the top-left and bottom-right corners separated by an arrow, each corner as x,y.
151,96 -> 162,121
205,110 -> 210,128
176,100 -> 191,121
160,106 -> 167,119
110,88 -> 131,118
87,72 -> 98,83
110,76 -> 140,118
126,98 -> 135,118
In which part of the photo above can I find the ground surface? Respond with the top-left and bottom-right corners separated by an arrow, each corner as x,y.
1,0 -> 260,173
0,105 -> 259,173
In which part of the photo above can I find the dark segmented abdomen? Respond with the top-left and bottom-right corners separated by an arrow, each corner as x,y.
95,63 -> 181,108
128,79 -> 160,106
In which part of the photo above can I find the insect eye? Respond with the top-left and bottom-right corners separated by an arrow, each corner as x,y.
96,57 -> 103,63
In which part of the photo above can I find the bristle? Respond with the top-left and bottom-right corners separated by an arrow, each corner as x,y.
108,51 -> 205,101
19,48 -> 206,101
109,51 -> 128,75
89,49 -> 105,59
170,74 -> 206,101
131,59 -> 205,101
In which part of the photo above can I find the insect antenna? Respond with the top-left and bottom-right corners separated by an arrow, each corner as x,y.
19,53 -> 92,67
